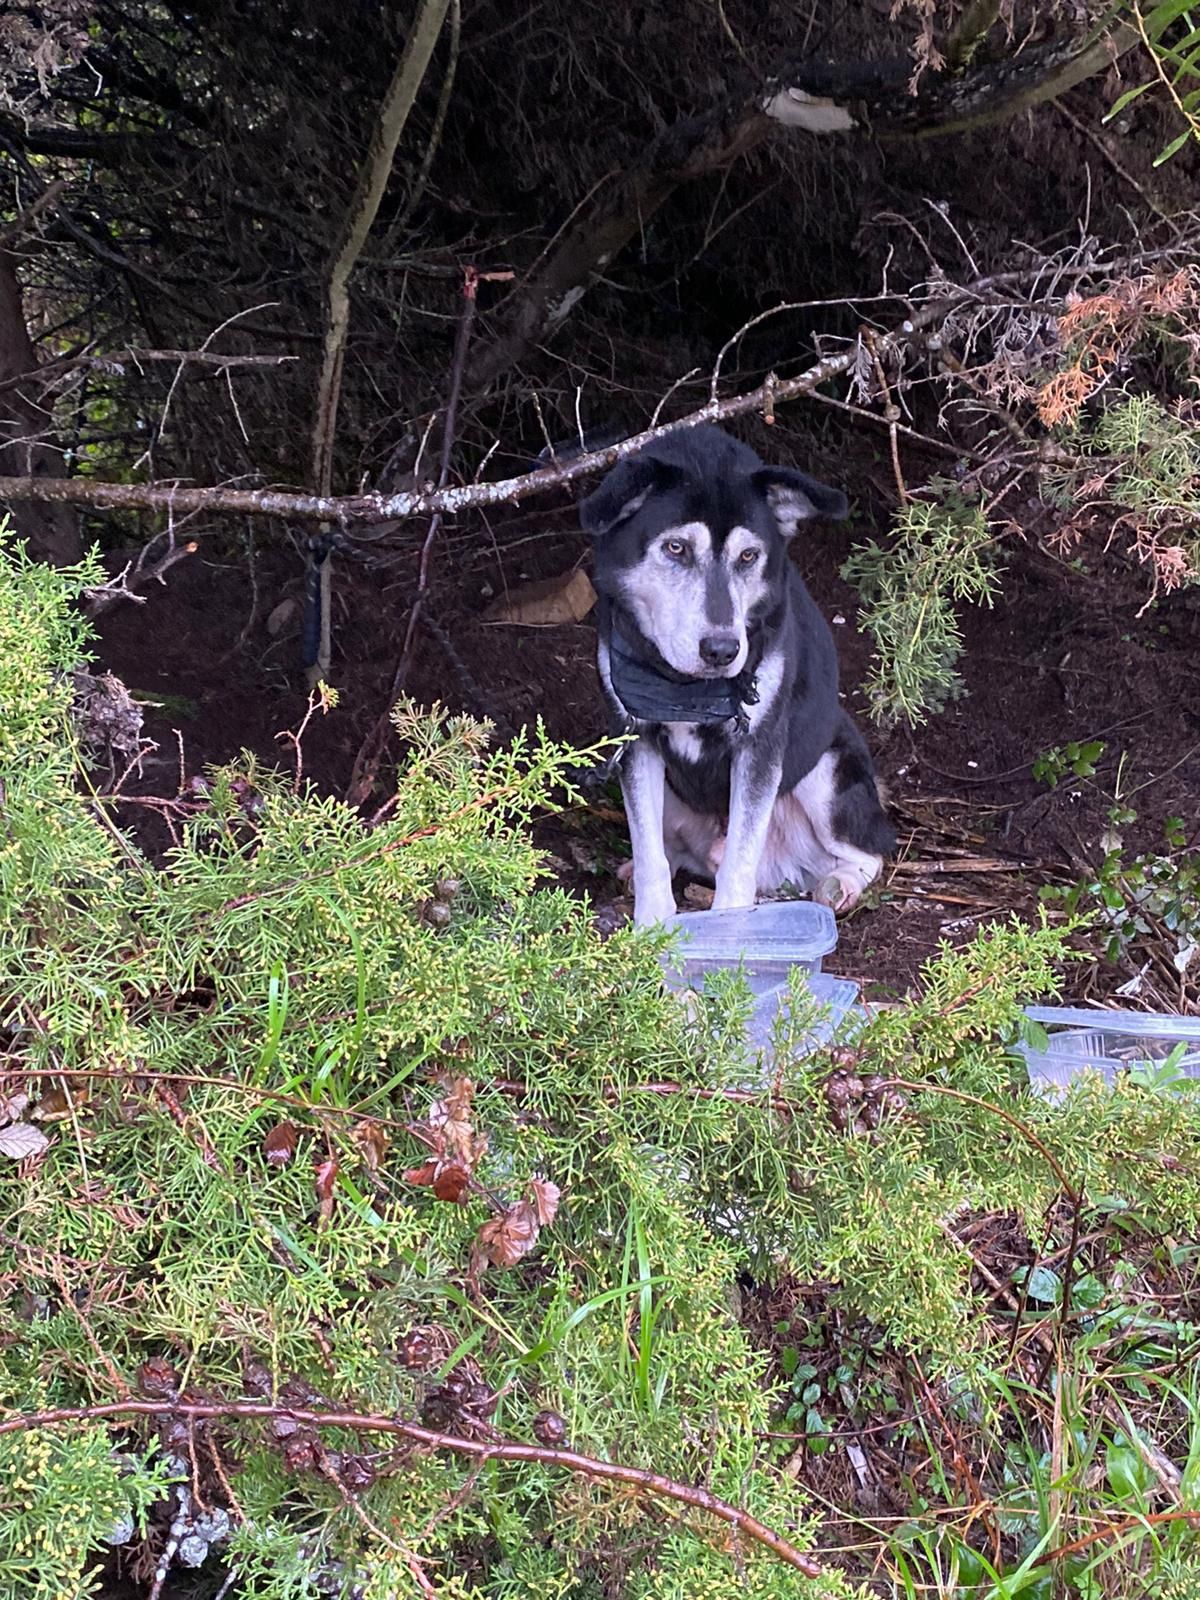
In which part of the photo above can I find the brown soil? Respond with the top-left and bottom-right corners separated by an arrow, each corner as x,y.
93,476 -> 1200,1008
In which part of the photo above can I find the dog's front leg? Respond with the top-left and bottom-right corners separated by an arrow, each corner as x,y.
620,738 -> 676,926
711,748 -> 781,911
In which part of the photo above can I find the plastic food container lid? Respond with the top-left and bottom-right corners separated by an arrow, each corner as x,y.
661,900 -> 837,964
1023,1005 -> 1200,1042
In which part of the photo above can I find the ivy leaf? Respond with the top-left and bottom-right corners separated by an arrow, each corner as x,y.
0,1121 -> 51,1160
1018,1265 -> 1061,1305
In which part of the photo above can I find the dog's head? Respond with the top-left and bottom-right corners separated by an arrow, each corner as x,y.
580,425 -> 847,679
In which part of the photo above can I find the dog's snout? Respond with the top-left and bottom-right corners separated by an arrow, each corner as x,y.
699,633 -> 740,669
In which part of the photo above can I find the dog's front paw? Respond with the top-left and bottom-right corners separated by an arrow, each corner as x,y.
710,882 -> 757,913
633,878 -> 678,926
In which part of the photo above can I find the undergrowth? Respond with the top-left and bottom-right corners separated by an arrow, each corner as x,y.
841,488 -> 1000,726
2,535 -> 1200,1596
844,269 -> 1200,728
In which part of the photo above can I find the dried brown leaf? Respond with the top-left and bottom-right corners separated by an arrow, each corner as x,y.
432,1163 -> 471,1203
263,1120 -> 298,1166
0,1121 -> 50,1160
314,1157 -> 338,1227
481,567 -> 596,627
528,1177 -> 561,1226
474,1202 -> 540,1269
0,1090 -> 29,1125
429,1075 -> 487,1172
266,597 -> 298,636
353,1118 -> 389,1173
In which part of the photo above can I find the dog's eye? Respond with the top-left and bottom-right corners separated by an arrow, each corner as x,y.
737,548 -> 760,566
663,538 -> 689,560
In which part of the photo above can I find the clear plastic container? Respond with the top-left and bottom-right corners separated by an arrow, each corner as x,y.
747,971 -> 862,1056
660,899 -> 837,988
1018,1005 -> 1200,1092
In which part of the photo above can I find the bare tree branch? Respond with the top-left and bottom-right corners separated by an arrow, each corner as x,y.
0,1397 -> 823,1577
0,243 -> 1185,538
307,0 -> 453,681
0,301 -> 930,530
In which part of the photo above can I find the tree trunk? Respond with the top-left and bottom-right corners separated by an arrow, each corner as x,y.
0,249 -> 80,565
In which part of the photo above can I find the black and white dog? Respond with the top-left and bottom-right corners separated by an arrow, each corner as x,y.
580,424 -> 895,927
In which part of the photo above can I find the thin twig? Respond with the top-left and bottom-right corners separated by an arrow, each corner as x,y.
864,329 -> 908,504
885,1079 -> 1080,1203
1034,1508 -> 1200,1567
397,265 -> 479,679
310,0 -> 453,498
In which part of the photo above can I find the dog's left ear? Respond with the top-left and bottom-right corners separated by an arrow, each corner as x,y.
752,466 -> 848,538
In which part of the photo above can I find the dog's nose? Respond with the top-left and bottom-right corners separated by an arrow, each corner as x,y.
699,633 -> 740,668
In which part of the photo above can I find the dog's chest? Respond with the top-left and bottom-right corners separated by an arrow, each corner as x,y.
653,722 -> 735,814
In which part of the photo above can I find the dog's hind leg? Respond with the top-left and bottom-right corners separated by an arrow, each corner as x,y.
618,739 -> 678,925
788,733 -> 895,912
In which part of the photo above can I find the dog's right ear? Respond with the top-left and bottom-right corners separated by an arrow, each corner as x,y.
579,456 -> 678,538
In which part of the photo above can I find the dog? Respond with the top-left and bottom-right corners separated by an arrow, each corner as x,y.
579,424 -> 895,927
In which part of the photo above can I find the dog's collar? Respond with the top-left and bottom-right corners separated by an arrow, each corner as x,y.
608,625 -> 759,727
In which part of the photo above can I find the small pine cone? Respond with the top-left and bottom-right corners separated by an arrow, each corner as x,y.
242,1354 -> 273,1396
270,1414 -> 299,1440
281,1428 -> 322,1473
280,1374 -> 323,1407
824,1072 -> 854,1109
859,1099 -> 881,1130
397,1329 -> 433,1371
827,1045 -> 861,1072
137,1356 -> 179,1398
433,877 -> 462,902
532,1409 -> 568,1447
463,1380 -> 496,1418
422,900 -> 452,929
421,1387 -> 457,1429
340,1454 -> 377,1493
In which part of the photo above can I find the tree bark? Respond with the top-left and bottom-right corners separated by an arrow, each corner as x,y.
0,250 -> 80,565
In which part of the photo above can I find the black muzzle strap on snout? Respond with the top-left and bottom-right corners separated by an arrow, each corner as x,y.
608,631 -> 759,726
